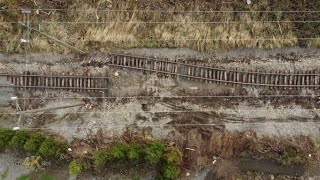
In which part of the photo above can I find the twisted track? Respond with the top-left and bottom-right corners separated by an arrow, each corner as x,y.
109,54 -> 320,89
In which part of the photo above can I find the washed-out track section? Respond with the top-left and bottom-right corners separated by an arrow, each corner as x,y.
0,73 -> 109,92
109,54 -> 320,89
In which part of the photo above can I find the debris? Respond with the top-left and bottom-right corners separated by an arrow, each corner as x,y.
212,156 -> 217,164
13,127 -> 20,130
189,87 -> 198,90
68,148 -> 72,152
185,147 -> 196,151
270,175 -> 274,180
114,71 -> 119,77
246,0 -> 252,5
186,172 -> 190,176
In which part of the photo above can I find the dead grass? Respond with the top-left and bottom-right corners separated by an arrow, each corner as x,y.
0,0 -> 319,53
208,130 -> 316,166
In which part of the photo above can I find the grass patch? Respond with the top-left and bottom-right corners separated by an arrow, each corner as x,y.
2,0 -> 319,53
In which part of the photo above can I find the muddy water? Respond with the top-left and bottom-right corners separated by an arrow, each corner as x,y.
238,159 -> 305,176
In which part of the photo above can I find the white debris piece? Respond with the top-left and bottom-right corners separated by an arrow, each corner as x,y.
13,127 -> 20,130
247,0 -> 252,5
114,71 -> 119,77
20,39 -> 29,43
68,148 -> 72,152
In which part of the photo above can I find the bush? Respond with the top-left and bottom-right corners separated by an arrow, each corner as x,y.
144,141 -> 165,165
127,145 -> 142,163
110,143 -> 127,160
38,138 -> 62,158
69,160 -> 82,176
93,150 -> 112,168
159,164 -> 180,180
24,133 -> 46,153
163,147 -> 182,166
9,130 -> 30,148
0,129 -> 15,148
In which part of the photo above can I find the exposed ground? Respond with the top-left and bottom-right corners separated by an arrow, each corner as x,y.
0,48 -> 320,179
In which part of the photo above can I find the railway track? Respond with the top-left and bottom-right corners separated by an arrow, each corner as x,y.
109,54 -> 320,89
0,73 -> 109,92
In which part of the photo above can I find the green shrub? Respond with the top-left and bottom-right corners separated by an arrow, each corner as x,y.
8,130 -> 29,148
164,147 -> 182,166
24,133 -> 46,153
0,128 -> 15,148
93,150 -> 112,168
38,138 -> 62,158
159,164 -> 180,180
69,160 -> 82,176
127,145 -> 142,163
110,143 -> 127,160
144,141 -> 165,165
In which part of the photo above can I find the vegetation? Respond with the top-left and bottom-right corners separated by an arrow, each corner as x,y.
0,128 -> 66,159
159,164 -> 180,180
93,150 -> 111,168
163,147 -> 182,166
127,145 -> 142,163
69,160 -> 83,176
92,141 -> 181,179
208,130 -> 316,166
144,141 -> 165,165
1,0 -> 320,53
16,175 -> 30,180
109,143 -> 127,160
0,168 -> 8,180
23,133 -> 46,153
38,138 -> 63,158
0,128 -> 15,148
9,130 -> 29,148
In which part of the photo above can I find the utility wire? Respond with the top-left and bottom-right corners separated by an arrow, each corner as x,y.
2,9 -> 320,13
1,108 -> 318,115
9,121 -> 320,131
0,37 -> 317,42
2,94 -> 318,100
4,20 -> 320,24
50,38 -> 319,41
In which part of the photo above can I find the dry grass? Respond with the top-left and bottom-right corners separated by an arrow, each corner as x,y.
0,0 -> 319,53
208,130 -> 316,166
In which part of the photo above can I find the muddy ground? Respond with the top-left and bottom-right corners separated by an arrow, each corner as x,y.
0,47 -> 320,179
